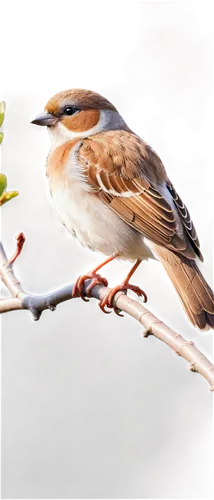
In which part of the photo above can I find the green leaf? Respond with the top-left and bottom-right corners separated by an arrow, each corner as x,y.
0,190 -> 19,206
0,173 -> 7,196
0,132 -> 3,144
0,101 -> 6,128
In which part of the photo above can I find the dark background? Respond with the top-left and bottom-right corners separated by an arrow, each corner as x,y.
1,1 -> 213,500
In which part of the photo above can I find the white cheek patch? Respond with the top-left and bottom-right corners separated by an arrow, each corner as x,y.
48,110 -> 127,148
49,111 -> 106,148
47,122 -> 70,150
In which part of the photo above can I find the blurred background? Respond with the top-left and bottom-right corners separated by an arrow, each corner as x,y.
0,1 -> 214,500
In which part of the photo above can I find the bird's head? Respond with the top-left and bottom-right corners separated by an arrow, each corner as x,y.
31,89 -> 127,146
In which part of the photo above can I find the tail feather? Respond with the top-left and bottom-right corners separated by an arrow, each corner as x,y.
153,245 -> 214,330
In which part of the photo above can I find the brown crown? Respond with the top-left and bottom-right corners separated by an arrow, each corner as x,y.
45,89 -> 117,115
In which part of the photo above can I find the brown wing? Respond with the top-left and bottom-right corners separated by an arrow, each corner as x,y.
78,130 -> 202,260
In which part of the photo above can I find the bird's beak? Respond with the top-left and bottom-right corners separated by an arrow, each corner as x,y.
31,112 -> 58,127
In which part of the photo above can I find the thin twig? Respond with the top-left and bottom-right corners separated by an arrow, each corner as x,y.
7,231 -> 26,265
0,240 -> 213,391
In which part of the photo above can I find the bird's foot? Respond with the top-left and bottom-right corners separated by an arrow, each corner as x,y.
72,273 -> 108,302
99,282 -> 147,316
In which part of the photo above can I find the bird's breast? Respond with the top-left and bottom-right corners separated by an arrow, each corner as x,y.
49,179 -> 138,256
46,140 -> 151,259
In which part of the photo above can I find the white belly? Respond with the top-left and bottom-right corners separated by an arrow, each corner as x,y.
51,183 -> 153,261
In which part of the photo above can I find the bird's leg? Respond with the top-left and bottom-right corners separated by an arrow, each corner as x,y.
99,259 -> 147,316
72,253 -> 120,302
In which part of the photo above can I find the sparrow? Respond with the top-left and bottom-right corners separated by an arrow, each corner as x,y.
31,88 -> 214,330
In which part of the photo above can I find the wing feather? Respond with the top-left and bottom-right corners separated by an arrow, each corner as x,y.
79,130 -> 202,260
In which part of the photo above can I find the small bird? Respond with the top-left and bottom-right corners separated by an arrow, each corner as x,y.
32,89 -> 214,330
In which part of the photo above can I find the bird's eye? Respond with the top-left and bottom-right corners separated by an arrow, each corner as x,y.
63,106 -> 79,116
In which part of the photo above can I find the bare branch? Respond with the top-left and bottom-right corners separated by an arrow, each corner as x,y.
0,240 -> 213,391
0,242 -> 24,298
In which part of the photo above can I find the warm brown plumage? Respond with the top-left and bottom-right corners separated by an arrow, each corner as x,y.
45,89 -> 117,115
79,130 -> 199,259
32,88 -> 214,330
78,129 -> 214,329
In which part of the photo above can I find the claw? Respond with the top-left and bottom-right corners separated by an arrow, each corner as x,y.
98,300 -> 112,314
98,295 -> 123,316
72,272 -> 108,302
86,274 -> 108,297
72,276 -> 89,301
99,281 -> 147,317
